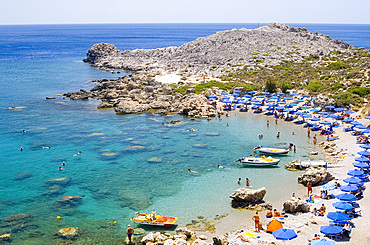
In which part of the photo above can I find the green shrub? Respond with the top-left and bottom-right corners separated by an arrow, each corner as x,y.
327,61 -> 349,70
333,92 -> 363,106
280,82 -> 292,93
306,80 -> 323,92
265,79 -> 277,93
256,60 -> 264,63
250,52 -> 260,55
352,87 -> 370,96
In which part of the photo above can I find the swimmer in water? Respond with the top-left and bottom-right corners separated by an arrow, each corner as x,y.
258,133 -> 263,138
62,161 -> 66,166
238,178 -> 241,184
19,147 -> 23,151
188,169 -> 198,173
59,167 -> 63,171
73,151 -> 82,156
42,145 -> 51,149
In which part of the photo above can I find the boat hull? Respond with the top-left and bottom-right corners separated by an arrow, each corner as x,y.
240,157 -> 280,166
257,148 -> 289,155
131,213 -> 177,227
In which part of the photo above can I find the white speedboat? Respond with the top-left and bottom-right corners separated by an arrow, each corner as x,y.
237,156 -> 280,166
255,144 -> 293,155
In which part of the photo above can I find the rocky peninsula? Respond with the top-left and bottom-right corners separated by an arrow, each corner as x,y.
62,23 -> 370,117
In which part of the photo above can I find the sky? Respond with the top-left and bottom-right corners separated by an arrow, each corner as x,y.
1,0 -> 369,25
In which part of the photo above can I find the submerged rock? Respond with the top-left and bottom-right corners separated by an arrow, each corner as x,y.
55,195 -> 83,208
123,145 -> 146,153
55,227 -> 79,239
0,233 -> 11,242
147,157 -> 163,163
0,213 -> 37,233
14,171 -> 33,181
45,177 -> 72,187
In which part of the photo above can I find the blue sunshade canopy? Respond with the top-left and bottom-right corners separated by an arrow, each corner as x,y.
340,184 -> 359,192
336,193 -> 357,201
332,201 -> 354,211
327,212 -> 351,222
343,177 -> 362,185
353,161 -> 370,168
354,156 -> 370,162
320,225 -> 343,235
358,150 -> 370,157
272,228 -> 297,240
311,238 -> 335,245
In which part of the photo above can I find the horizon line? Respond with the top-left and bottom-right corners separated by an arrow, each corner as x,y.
1,22 -> 370,26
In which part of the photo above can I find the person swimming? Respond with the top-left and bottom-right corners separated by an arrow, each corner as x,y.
188,169 -> 198,173
42,145 -> 51,149
73,151 -> 82,156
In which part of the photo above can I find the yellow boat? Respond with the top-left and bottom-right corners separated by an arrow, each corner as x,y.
131,212 -> 177,227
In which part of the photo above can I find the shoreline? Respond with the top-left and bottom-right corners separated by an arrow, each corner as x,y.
199,109 -> 369,244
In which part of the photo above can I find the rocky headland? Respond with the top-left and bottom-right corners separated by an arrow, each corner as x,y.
83,22 -> 352,76
62,22 -> 368,116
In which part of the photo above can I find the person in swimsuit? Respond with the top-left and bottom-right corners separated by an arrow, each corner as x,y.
252,212 -> 260,231
126,224 -> 134,243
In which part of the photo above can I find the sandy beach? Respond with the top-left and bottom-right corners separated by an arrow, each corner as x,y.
195,107 -> 370,245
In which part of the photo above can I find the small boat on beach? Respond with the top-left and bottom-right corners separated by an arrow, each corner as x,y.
131,212 -> 177,227
237,156 -> 280,166
255,144 -> 293,155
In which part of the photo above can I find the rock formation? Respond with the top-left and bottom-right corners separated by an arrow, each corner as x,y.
230,187 -> 272,209
283,197 -> 310,213
55,227 -> 79,239
83,23 -> 353,77
55,195 -> 83,208
298,167 -> 334,186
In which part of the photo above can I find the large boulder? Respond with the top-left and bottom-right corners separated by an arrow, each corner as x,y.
298,167 -> 334,186
230,187 -> 266,203
0,233 -> 11,242
283,197 -> 310,213
175,227 -> 194,238
55,227 -> 79,239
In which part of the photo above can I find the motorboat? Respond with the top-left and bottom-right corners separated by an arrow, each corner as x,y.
255,144 -> 293,155
237,156 -> 280,166
131,212 -> 177,227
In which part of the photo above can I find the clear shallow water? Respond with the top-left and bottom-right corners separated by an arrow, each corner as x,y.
0,23 -> 368,243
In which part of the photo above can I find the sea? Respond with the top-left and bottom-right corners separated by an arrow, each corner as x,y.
0,23 -> 369,244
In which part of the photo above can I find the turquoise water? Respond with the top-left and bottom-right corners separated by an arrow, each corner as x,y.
0,23 -> 368,243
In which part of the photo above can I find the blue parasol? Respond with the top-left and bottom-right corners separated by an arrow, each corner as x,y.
319,111 -> 329,115
356,125 -> 367,129
342,118 -> 354,123
350,121 -> 361,125
327,212 -> 351,222
272,228 -> 297,240
325,105 -> 335,110
311,238 -> 335,245
311,117 -> 321,121
334,107 -> 344,112
234,90 -> 242,93
357,150 -> 370,157
320,225 -> 343,235
320,120 -> 332,125
261,91 -> 270,95
353,161 -> 370,168
332,201 -> 354,211
347,169 -> 365,177
340,184 -> 359,192
336,193 -> 357,202
208,94 -> 217,98
220,92 -> 228,95
289,93 -> 299,96
295,99 -> 304,102
354,156 -> 370,162
343,176 -> 362,185
248,91 -> 256,94
366,116 -> 370,119
359,144 -> 370,149
344,110 -> 354,114
361,129 -> 370,134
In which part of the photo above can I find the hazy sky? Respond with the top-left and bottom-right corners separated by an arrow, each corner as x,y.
1,0 -> 369,25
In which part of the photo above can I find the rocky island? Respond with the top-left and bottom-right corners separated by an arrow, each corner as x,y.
64,23 -> 370,116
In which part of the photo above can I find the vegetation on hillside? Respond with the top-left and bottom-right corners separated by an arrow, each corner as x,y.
175,48 -> 370,107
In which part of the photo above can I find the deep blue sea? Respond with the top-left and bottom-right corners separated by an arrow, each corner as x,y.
0,23 -> 369,243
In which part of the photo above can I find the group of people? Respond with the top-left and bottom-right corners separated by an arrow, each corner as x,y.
311,203 -> 326,216
237,177 -> 250,186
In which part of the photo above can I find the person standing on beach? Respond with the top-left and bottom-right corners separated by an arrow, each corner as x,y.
307,181 -> 312,196
313,135 -> 317,144
308,127 -> 311,138
267,120 -> 269,127
252,212 -> 260,232
126,224 -> 134,243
